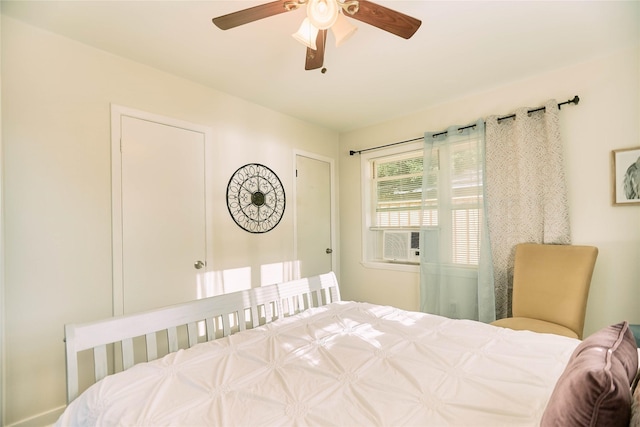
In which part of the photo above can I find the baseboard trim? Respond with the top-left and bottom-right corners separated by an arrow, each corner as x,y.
6,406 -> 65,427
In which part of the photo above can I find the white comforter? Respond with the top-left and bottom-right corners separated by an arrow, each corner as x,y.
56,301 -> 580,426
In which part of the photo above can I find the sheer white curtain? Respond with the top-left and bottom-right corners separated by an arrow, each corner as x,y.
419,120 -> 496,323
485,100 -> 571,319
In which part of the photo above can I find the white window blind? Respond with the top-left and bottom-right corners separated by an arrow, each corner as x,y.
372,151 -> 423,227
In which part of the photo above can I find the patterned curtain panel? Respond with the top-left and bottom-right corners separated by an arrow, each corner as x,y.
485,99 -> 571,319
420,120 -> 496,323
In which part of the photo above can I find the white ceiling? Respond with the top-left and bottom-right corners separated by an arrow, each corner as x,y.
2,1 -> 639,132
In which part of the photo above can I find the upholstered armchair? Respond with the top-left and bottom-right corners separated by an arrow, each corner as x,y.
491,243 -> 598,339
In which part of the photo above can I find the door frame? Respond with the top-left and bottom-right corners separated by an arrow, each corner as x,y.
292,150 -> 337,276
110,104 -> 213,316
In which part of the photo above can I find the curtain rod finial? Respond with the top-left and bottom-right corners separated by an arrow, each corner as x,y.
559,95 -> 580,110
349,150 -> 359,156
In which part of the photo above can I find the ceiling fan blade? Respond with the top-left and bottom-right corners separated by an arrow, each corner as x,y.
212,0 -> 294,30
348,0 -> 421,39
305,29 -> 327,70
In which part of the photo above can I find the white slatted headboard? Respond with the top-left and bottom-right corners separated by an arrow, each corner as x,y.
64,272 -> 340,403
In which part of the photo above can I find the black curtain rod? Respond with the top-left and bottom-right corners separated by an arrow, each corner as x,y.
349,95 -> 580,156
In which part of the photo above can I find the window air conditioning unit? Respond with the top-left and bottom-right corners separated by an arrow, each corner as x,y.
383,230 -> 420,263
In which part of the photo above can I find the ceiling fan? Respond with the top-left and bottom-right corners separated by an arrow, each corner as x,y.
212,0 -> 421,71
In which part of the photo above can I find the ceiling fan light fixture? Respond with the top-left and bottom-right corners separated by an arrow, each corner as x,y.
292,17 -> 319,50
212,0 -> 420,71
331,12 -> 357,47
307,0 -> 339,30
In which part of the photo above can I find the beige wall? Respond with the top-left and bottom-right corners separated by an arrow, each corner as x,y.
1,17 -> 339,425
339,45 -> 640,335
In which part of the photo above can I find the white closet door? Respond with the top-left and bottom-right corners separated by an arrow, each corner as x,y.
296,154 -> 333,277
120,116 -> 206,314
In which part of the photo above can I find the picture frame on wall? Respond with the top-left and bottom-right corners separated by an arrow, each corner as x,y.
611,146 -> 640,206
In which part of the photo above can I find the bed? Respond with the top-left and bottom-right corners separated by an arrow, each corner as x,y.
56,272 -> 640,426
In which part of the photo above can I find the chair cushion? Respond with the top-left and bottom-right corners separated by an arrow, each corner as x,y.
491,317 -> 579,339
541,321 -> 638,427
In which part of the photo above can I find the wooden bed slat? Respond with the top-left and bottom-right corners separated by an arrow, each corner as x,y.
205,317 -> 215,341
146,333 -> 158,361
167,327 -> 179,353
122,338 -> 134,370
264,302 -> 273,323
64,272 -> 340,403
93,345 -> 108,382
238,309 -> 247,332
249,305 -> 260,328
187,322 -> 198,347
222,313 -> 231,337
286,297 -> 293,314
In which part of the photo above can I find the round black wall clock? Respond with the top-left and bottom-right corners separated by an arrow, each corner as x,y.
226,163 -> 286,233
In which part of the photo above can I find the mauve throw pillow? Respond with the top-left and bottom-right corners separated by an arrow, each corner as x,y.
541,321 -> 638,427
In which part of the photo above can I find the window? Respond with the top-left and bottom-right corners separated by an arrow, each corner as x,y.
361,139 -> 482,269
372,150 -> 427,228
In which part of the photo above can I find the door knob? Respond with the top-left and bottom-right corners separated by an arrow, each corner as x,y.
194,260 -> 205,269
326,248 -> 333,254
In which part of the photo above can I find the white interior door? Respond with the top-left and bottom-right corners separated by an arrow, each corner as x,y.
116,113 -> 207,314
295,154 -> 334,277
